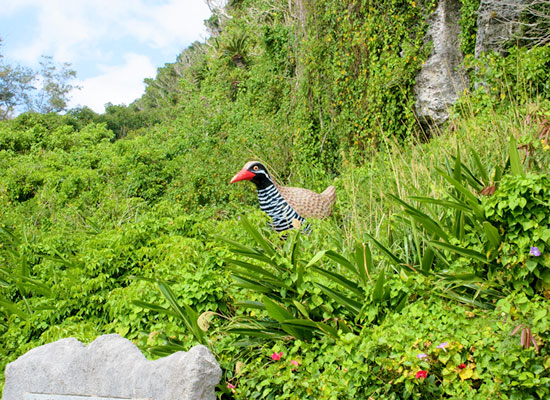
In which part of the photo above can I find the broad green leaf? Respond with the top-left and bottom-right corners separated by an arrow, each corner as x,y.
302,249 -> 327,287
428,241 -> 490,264
0,299 -> 29,319
373,269 -> 385,303
262,296 -> 309,340
450,154 -> 484,190
311,265 -> 362,296
482,221 -> 502,250
324,250 -> 356,275
315,283 -> 362,314
289,230 -> 301,267
436,168 -> 482,212
231,275 -> 273,293
354,242 -> 373,286
306,250 -> 328,269
453,210 -> 464,241
240,215 -> 275,257
215,236 -> 262,256
365,233 -> 404,269
148,345 -> 187,357
283,319 -> 338,338
408,196 -> 472,213
132,300 -> 178,317
224,258 -> 280,281
16,275 -> 52,297
435,291 -> 494,310
158,281 -> 207,345
292,300 -> 310,318
410,214 -> 450,242
235,300 -> 266,310
509,136 -> 525,177
227,327 -> 286,339
389,194 -> 450,241
227,247 -> 281,269
470,148 -> 489,184
437,273 -> 483,282
262,296 -> 294,322
394,294 -> 409,313
421,247 -> 435,273
228,268 -> 288,289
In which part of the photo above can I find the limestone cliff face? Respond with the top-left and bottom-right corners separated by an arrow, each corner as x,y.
414,0 -> 530,129
414,0 -> 466,129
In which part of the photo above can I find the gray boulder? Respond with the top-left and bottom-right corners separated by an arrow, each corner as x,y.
414,0 -> 467,129
2,334 -> 221,400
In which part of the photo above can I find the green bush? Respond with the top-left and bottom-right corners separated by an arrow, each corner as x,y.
485,173 -> 550,292
231,296 -> 550,399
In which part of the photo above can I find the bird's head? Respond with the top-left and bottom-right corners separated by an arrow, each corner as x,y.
230,161 -> 272,188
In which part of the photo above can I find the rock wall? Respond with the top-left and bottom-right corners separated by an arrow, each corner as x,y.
414,0 -> 531,128
475,0 -> 531,56
2,334 -> 222,400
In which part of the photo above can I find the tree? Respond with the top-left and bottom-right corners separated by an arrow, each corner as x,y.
0,39 -> 34,119
0,39 -> 79,119
27,56 -> 79,114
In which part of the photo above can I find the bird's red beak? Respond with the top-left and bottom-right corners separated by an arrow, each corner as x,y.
230,169 -> 255,183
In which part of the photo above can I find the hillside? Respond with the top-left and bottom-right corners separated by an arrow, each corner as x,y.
1,0 -> 550,398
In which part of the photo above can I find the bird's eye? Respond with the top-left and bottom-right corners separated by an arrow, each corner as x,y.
253,165 -> 259,171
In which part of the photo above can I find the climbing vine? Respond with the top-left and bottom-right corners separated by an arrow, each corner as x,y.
458,0 -> 481,56
290,0 -> 437,171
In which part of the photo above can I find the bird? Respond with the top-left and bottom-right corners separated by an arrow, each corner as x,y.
230,161 -> 336,233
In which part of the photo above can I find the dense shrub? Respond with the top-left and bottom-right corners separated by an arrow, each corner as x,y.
231,296 -> 550,399
485,173 -> 550,292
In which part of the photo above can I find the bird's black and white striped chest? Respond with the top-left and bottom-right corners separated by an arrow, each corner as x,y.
257,184 -> 306,232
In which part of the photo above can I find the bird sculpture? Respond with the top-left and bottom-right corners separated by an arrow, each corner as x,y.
230,161 -> 336,232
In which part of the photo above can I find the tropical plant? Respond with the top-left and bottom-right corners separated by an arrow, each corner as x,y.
219,216 -> 339,341
217,215 -> 412,343
369,137 -> 528,308
133,280 -> 210,354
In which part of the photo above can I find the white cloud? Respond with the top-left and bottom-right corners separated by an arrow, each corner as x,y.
2,0 -> 210,112
68,53 -> 157,113
122,1 -> 210,48
6,0 -> 210,65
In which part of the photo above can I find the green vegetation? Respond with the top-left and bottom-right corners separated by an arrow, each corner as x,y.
1,1 -> 550,399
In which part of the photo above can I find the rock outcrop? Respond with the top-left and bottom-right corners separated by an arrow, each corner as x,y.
475,0 -> 532,57
414,0 -> 467,129
2,334 -> 222,400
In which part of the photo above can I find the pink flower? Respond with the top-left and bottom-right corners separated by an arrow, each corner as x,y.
227,383 -> 236,389
290,360 -> 299,366
415,370 -> 428,379
271,351 -> 283,361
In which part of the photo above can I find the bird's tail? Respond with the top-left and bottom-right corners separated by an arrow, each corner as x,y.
321,185 -> 336,204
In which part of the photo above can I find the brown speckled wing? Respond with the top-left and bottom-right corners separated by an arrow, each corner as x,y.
274,183 -> 336,219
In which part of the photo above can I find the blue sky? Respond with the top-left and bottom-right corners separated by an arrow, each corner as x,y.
0,1 -> 212,113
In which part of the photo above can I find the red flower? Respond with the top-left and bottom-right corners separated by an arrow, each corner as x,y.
458,363 -> 466,369
415,370 -> 428,379
271,351 -> 283,361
